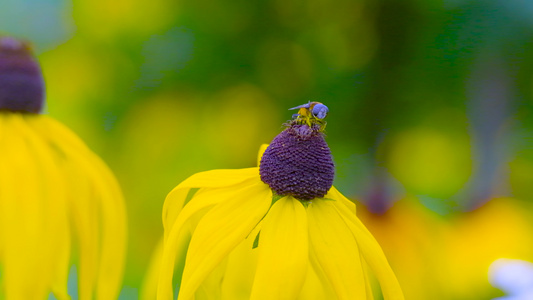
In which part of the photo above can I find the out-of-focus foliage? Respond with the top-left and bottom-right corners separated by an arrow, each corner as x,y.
3,0 -> 533,298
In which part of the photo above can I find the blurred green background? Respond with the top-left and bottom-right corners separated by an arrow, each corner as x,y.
3,0 -> 533,299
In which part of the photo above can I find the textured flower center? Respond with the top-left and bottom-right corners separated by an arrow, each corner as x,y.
0,37 -> 44,113
259,123 -> 335,200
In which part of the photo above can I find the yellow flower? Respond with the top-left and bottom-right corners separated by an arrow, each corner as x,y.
157,103 -> 403,299
0,37 -> 127,299
358,197 -> 533,300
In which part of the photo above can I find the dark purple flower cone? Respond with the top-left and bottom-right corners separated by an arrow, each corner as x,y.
0,37 -> 44,113
259,124 -> 335,200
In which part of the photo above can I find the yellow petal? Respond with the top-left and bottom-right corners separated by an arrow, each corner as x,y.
296,261 -> 337,300
307,199 -> 367,300
30,116 -> 128,300
64,160 -> 100,300
162,187 -> 190,239
0,114 -> 50,299
175,168 -> 260,190
195,254 -> 228,300
171,186 -> 250,294
157,225 -> 191,300
257,144 -> 269,167
163,168 -> 260,234
360,258 -> 375,300
26,116 -> 100,299
59,118 -> 127,300
158,180 -> 269,300
250,197 -> 308,300
332,199 -> 404,300
178,181 -> 272,300
92,162 -> 128,300
325,186 -> 356,214
221,221 -> 262,300
141,238 -> 164,300
157,187 -> 228,300
18,115 -> 72,300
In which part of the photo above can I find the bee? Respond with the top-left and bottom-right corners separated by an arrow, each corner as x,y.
290,101 -> 329,119
289,101 -> 329,128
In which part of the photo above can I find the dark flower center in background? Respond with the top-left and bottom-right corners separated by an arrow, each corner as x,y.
0,37 -> 44,113
259,123 -> 335,200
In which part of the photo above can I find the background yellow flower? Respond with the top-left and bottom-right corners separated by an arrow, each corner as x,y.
0,37 -> 127,299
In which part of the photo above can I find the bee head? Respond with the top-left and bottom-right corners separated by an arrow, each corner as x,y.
311,103 -> 328,119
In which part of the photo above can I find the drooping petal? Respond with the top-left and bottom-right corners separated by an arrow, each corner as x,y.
163,168 -> 260,235
54,121 -> 126,300
0,114 -> 51,299
332,197 -> 404,300
141,238 -> 164,300
174,168 -> 260,191
26,116 -> 99,299
296,260 -> 337,300
307,199 -> 367,300
325,186 -> 356,214
359,254 -> 375,300
91,160 -> 128,300
17,115 -> 72,300
195,254 -> 228,300
30,116 -> 128,300
62,157 -> 100,298
157,225 -> 191,300
221,221 -> 262,300
157,183 -> 261,300
162,187 -> 190,239
325,187 -> 374,299
250,196 -> 308,300
62,155 -> 100,300
177,180 -> 272,300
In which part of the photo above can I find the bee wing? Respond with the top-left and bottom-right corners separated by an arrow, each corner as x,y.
288,101 -> 311,110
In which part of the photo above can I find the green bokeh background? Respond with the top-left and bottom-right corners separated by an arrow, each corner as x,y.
3,0 -> 533,299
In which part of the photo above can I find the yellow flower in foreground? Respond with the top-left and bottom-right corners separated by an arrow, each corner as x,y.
0,37 -> 126,299
157,102 -> 403,299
